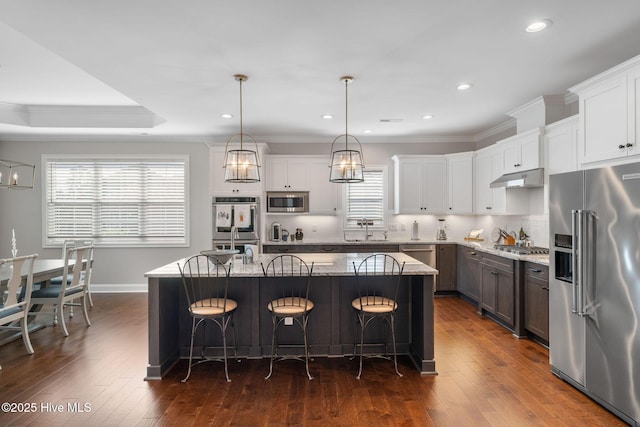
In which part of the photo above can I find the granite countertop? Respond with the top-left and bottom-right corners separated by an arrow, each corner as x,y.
262,239 -> 550,266
145,252 -> 439,279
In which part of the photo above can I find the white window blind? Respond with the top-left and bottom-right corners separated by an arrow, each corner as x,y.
344,168 -> 386,228
44,157 -> 187,247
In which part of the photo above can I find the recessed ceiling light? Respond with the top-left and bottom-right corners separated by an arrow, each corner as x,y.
457,83 -> 473,91
221,113 -> 233,119
321,114 -> 334,119
363,129 -> 372,134
526,19 -> 552,33
422,114 -> 434,120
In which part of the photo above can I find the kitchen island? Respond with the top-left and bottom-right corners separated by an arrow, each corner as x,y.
144,252 -> 437,379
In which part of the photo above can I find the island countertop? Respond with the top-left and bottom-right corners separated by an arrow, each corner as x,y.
145,252 -> 439,278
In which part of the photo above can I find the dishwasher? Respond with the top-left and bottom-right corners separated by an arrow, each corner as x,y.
399,244 -> 436,268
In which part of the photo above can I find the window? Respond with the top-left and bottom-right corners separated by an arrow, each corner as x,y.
344,167 -> 386,229
44,156 -> 188,247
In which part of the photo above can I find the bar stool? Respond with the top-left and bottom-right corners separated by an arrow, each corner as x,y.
352,253 -> 405,379
179,254 -> 237,382
261,255 -> 314,380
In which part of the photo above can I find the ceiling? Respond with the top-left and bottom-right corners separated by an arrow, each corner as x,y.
1,0 -> 640,144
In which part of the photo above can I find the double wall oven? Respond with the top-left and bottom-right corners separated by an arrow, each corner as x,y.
212,196 -> 260,253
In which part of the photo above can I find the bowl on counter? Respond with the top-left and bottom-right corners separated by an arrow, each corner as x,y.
200,249 -> 240,264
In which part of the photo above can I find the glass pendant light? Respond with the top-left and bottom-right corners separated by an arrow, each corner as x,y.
329,76 -> 364,183
223,74 -> 260,183
0,159 -> 36,189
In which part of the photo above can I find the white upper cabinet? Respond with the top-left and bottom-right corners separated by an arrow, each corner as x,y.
265,156 -> 309,190
306,157 -> 340,214
570,56 -> 640,165
499,127 -> 543,174
445,152 -> 474,214
210,146 -> 264,196
546,115 -> 579,176
392,155 -> 447,214
475,145 -> 529,215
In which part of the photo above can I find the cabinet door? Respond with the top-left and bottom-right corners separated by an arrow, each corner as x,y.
423,158 -> 447,213
396,159 -> 424,213
307,159 -> 339,214
629,66 -> 640,151
466,251 -> 481,301
210,149 -> 263,195
502,142 -> 521,174
519,134 -> 541,171
481,266 -> 497,313
475,152 -> 493,213
447,155 -> 473,213
266,157 -> 289,190
456,246 -> 469,294
579,74 -> 629,164
489,149 -> 507,213
495,268 -> 515,326
436,244 -> 456,291
286,159 -> 309,190
546,116 -> 579,175
525,264 -> 549,341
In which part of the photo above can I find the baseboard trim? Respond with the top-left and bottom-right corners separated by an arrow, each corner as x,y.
91,284 -> 148,293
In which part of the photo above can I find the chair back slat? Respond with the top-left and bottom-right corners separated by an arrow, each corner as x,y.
353,254 -> 405,312
179,255 -> 230,315
261,255 -> 313,312
0,254 -> 38,313
61,245 -> 93,294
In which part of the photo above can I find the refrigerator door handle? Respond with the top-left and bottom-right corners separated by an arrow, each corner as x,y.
571,209 -> 580,315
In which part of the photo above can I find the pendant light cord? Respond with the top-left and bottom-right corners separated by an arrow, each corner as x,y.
239,77 -> 244,149
344,77 -> 349,150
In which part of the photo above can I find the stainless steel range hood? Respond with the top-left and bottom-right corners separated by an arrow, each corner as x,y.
490,168 -> 544,188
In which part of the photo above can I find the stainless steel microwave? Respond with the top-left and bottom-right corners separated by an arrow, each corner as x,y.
266,191 -> 309,213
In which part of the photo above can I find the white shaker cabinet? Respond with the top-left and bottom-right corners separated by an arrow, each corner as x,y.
209,146 -> 264,196
306,157 -> 340,214
545,115 -> 579,176
392,155 -> 447,214
475,145 -> 528,215
265,156 -> 309,191
499,127 -> 543,174
570,56 -> 640,165
445,152 -> 474,214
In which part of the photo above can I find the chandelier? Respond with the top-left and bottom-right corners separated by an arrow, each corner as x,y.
329,76 -> 364,183
0,159 -> 36,189
223,74 -> 260,183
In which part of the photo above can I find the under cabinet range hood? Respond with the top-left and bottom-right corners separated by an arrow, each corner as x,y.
490,168 -> 544,188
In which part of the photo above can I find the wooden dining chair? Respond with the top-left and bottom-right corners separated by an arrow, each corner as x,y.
30,245 -> 92,336
50,239 -> 95,307
0,253 -> 38,370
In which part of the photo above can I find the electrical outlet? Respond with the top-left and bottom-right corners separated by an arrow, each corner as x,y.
389,224 -> 397,231
312,224 -> 317,232
284,317 -> 294,326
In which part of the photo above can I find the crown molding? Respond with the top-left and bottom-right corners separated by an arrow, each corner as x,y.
473,118 -> 516,142
569,53 -> 640,93
0,133 -> 212,144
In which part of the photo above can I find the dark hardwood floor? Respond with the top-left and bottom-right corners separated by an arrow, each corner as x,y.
0,294 -> 625,426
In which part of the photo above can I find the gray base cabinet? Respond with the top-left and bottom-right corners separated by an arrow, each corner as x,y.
436,244 -> 457,291
524,262 -> 549,342
456,246 -> 481,301
480,253 -> 515,328
263,244 -> 400,254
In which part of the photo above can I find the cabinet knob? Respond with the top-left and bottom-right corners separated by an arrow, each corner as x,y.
449,207 -> 452,210
619,144 -> 626,149
529,268 -> 542,273
514,163 -> 521,167
543,287 -> 549,291
627,143 -> 634,148
486,206 -> 492,210
491,271 -> 498,275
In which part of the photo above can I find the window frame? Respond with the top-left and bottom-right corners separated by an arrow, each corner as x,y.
42,154 -> 190,248
342,165 -> 388,230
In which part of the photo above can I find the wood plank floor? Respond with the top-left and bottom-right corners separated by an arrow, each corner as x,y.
0,294 -> 626,426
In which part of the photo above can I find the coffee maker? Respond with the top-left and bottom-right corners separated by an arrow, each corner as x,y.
270,222 -> 281,241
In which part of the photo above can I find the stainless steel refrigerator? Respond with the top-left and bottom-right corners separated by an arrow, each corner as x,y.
549,163 -> 640,425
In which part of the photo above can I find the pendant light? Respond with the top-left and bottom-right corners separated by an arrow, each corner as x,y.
0,159 -> 36,189
223,74 -> 260,183
329,76 -> 365,183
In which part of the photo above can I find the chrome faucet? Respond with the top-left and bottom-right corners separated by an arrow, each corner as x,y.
230,225 -> 239,251
360,217 -> 373,241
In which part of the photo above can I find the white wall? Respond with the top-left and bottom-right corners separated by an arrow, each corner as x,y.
0,138 -> 211,291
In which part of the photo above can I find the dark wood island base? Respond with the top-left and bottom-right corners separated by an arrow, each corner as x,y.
145,252 -> 437,380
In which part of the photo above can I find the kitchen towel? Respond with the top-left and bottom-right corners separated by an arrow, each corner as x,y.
216,204 -> 232,227
234,205 -> 251,228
